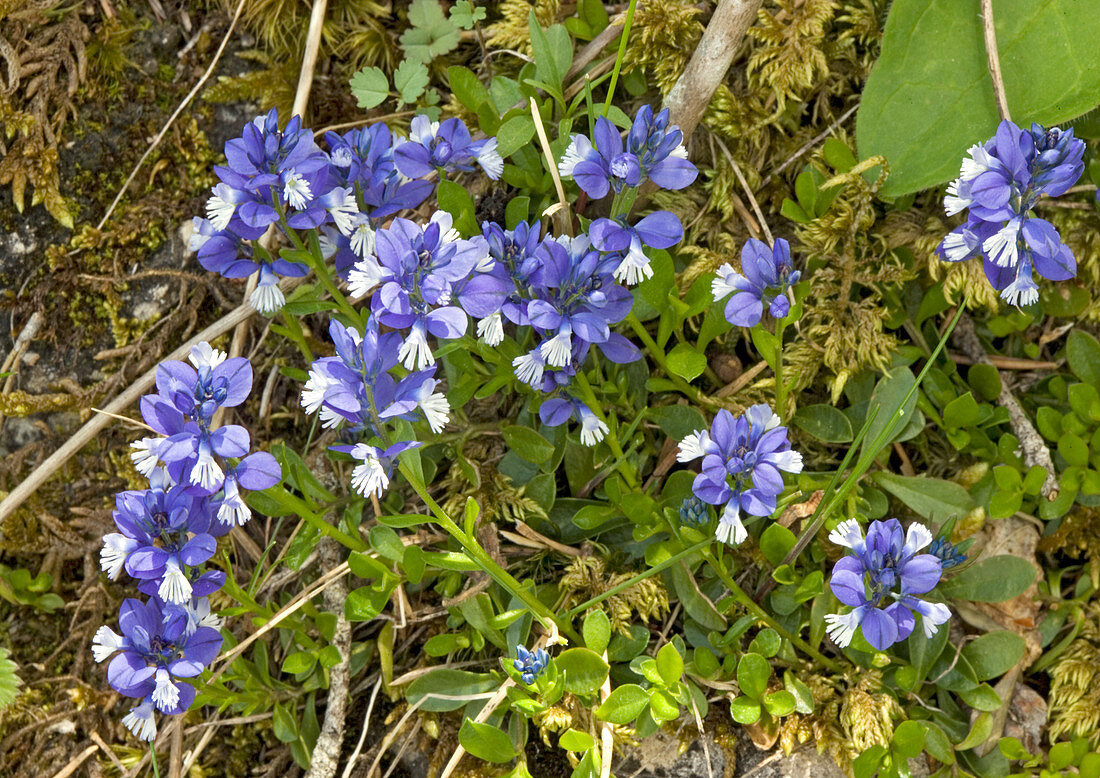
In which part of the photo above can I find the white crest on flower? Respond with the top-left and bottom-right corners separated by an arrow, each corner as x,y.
558,135 -> 589,178
159,558 -> 193,605
939,230 -> 972,263
613,243 -> 653,286
711,264 -> 742,300
250,278 -> 286,315
349,444 -> 388,498
903,522 -> 934,556
715,502 -> 747,546
1001,271 -> 1039,307
579,409 -> 608,447
91,625 -> 125,663
348,257 -> 389,298
282,170 -> 313,210
943,180 -> 971,217
205,183 -> 237,230
677,430 -> 708,463
100,533 -> 138,579
513,352 -> 544,386
827,518 -> 866,553
327,188 -> 361,236
190,447 -> 223,493
539,328 -> 572,368
122,700 -> 158,742
419,391 -> 451,433
477,138 -> 504,180
398,324 -> 435,371
350,218 -> 375,259
476,312 -> 504,346
151,668 -> 180,711
824,610 -> 861,648
982,220 -> 1021,268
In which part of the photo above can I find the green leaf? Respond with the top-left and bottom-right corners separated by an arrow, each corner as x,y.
967,363 -> 1002,401
736,653 -> 770,701
940,555 -> 1036,602
892,720 -> 928,760
503,425 -> 555,464
656,643 -> 684,686
505,195 -> 530,228
871,472 -> 976,522
852,746 -> 886,778
759,524 -> 797,567
448,65 -> 490,112
649,405 -> 706,441
345,585 -> 391,621
394,60 -> 430,105
272,701 -> 299,743
857,0 -> 1100,198
595,684 -> 649,724
369,526 -> 406,562
407,669 -> 497,712
349,66 -> 389,108
748,629 -> 782,659
668,562 -> 727,631
1068,330 -> 1100,384
527,12 -> 572,94
556,648 -> 609,696
459,718 -> 515,763
436,179 -> 478,236
666,344 -> 707,382
401,0 -> 461,64
582,609 -> 612,655
862,366 -> 918,461
496,114 -> 535,157
449,0 -> 486,30
959,683 -> 1003,711
558,729 -> 595,752
961,631 -> 1025,680
957,712 -> 994,751
791,404 -> 854,443
760,691 -> 795,719
943,392 -> 981,429
0,648 -> 22,710
281,651 -> 317,675
728,695 -> 761,724
784,671 -> 814,714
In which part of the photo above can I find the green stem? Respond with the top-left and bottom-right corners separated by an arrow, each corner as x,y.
398,461 -> 581,644
306,230 -> 363,328
626,313 -> 715,407
279,310 -> 314,363
150,744 -> 161,778
564,539 -> 711,618
602,0 -> 640,117
572,371 -> 638,488
773,318 -> 787,421
702,548 -> 844,673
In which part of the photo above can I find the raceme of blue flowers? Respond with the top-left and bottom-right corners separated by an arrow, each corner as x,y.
93,106 -> 1090,743
936,119 -> 1084,306
94,344 -> 280,741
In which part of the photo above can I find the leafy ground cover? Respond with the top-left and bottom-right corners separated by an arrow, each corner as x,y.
2,1 -> 1100,777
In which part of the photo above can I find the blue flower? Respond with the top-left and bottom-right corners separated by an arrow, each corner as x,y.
712,238 -> 800,327
394,115 -> 503,180
131,343 -> 257,493
513,645 -> 550,685
677,404 -> 803,545
329,441 -> 421,498
558,106 -> 697,199
537,397 -> 608,447
936,120 -> 1082,305
510,235 -> 639,392
346,212 -> 500,370
825,518 -> 951,651
928,537 -> 966,570
324,124 -> 433,218
589,210 -> 684,285
301,317 -> 452,436
678,495 -> 711,528
92,597 -> 223,741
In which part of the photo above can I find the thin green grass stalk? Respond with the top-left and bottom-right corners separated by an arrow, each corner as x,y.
398,461 -> 581,643
757,302 -> 968,599
602,0 -> 640,117
150,744 -> 161,778
563,539 -> 712,617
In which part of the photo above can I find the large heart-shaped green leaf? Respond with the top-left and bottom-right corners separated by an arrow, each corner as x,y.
857,0 -> 1100,197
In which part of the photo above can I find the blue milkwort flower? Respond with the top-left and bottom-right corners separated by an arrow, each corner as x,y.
474,220 -> 546,344
511,235 -> 638,379
537,396 -> 609,447
130,343 -> 255,493
677,404 -> 803,545
589,210 -> 684,285
324,123 -> 434,220
825,518 -> 951,651
91,597 -> 222,741
936,120 -> 1083,306
394,115 -> 504,180
513,645 -> 550,685
300,317 -> 452,435
928,536 -> 966,570
558,106 -> 698,199
100,468 -> 222,605
191,216 -> 309,314
329,441 -> 422,499
346,212 -> 502,370
712,238 -> 801,327
678,495 -> 711,527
